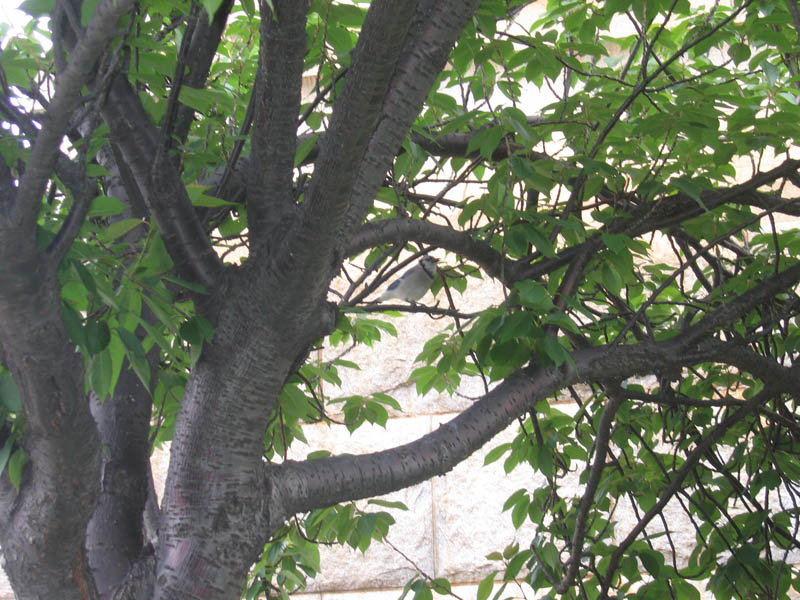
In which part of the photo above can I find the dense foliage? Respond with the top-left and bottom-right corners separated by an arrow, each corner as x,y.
1,0 -> 800,598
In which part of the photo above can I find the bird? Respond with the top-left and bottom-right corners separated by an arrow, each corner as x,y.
378,256 -> 438,303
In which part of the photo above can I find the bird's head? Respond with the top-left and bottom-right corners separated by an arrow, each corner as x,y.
419,255 -> 438,276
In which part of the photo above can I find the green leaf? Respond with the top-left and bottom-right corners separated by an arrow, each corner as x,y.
81,0 -> 99,26
601,262 -> 623,296
88,195 -> 126,217
728,42 -> 751,64
515,281 -> 554,312
61,301 -> 87,349
305,450 -> 331,460
180,316 -> 213,346
410,580 -> 432,600
200,0 -> 224,18
521,224 -> 556,258
101,218 -> 145,242
477,572 -> 496,600
0,373 -> 21,413
85,320 -> 111,355
240,0 -> 254,16
504,549 -> 532,580
541,336 -> 567,367
138,235 -> 174,277
671,176 -> 708,211
500,107 -> 531,144
18,0 -> 56,17
763,61 -> 780,87
142,295 -> 177,333
466,126 -> 504,159
367,499 -> 408,511
294,134 -> 319,167
600,233 -> 630,253
326,26 -> 354,55
186,185 -> 237,207
7,448 -> 26,492
637,548 -> 663,578
542,312 -> 579,334
162,276 -> 209,295
510,494 -> 530,528
672,579 -> 701,600
0,440 -> 13,480
179,86 -> 234,115
484,443 -> 511,465
117,328 -> 151,389
89,348 -> 113,401
370,392 -> 401,411
72,261 -> 97,296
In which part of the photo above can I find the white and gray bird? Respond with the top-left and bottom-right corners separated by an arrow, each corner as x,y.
378,256 -> 438,302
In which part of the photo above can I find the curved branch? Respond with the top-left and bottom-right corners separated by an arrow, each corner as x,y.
269,339 -> 799,525
268,363 -> 570,522
12,0 -> 135,233
100,76 -> 223,289
348,218 -> 516,284
266,336 -> 689,522
347,164 -> 800,298
267,257 -> 800,524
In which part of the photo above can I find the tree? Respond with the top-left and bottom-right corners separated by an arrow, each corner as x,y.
1,0 -> 800,597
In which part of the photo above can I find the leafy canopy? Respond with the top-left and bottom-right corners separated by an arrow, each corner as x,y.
2,0 -> 800,598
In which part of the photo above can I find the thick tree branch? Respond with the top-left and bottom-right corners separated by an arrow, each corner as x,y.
247,0 -> 309,250
299,0 -> 420,275
0,250 -> 101,600
681,262 -> 800,345
270,339 -> 798,525
335,0 -> 483,240
86,376 -> 153,600
100,77 -> 223,289
343,157 -> 800,310
0,4 -> 142,597
267,257 -> 800,524
266,336 -> 697,522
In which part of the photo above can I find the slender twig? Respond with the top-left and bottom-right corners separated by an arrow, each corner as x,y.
556,385 -> 623,593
